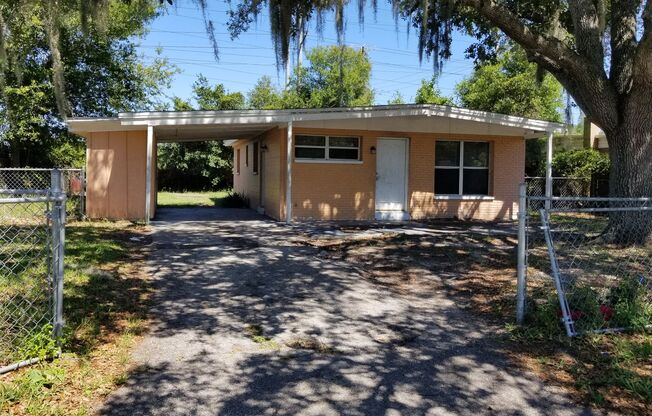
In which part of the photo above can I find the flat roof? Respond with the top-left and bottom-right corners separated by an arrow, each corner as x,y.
67,104 -> 566,142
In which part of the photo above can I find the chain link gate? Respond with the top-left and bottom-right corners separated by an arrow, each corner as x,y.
0,170 -> 66,373
0,168 -> 85,220
517,183 -> 652,336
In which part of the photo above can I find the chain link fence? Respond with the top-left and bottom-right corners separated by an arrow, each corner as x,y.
0,168 -> 85,219
525,176 -> 609,199
0,171 -> 66,372
517,185 -> 652,336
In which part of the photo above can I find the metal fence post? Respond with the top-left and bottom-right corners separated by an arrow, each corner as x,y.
50,169 -> 66,339
516,182 -> 528,324
80,169 -> 86,219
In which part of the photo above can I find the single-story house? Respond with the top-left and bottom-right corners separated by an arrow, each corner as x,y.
66,104 -> 564,223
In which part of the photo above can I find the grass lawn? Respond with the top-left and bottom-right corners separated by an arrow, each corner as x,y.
0,221 -> 151,415
157,191 -> 229,207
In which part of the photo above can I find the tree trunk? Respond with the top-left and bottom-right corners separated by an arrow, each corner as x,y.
604,98 -> 652,244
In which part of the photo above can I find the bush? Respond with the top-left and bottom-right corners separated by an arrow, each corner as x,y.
552,149 -> 610,178
219,192 -> 249,208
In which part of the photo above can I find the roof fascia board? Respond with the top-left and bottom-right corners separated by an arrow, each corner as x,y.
426,106 -> 565,132
66,118 -> 145,133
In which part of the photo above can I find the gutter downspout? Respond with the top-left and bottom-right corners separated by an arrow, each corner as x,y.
145,125 -> 154,224
285,118 -> 293,224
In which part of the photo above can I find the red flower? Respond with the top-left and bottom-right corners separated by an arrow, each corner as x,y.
600,304 -> 614,321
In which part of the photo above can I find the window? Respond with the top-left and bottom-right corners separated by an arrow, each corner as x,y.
434,141 -> 490,195
294,135 -> 360,161
245,145 -> 249,167
236,148 -> 241,174
253,142 -> 259,174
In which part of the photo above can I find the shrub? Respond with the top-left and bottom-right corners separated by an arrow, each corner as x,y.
219,192 -> 249,208
552,149 -> 610,178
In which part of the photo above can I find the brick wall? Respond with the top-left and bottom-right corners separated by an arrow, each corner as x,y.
290,128 -> 523,221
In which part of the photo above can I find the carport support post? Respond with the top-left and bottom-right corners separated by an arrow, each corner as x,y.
285,119 -> 293,224
516,182 -> 527,324
545,131 -> 554,212
145,125 -> 154,224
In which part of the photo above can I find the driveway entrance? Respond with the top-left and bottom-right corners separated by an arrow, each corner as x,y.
100,208 -> 588,415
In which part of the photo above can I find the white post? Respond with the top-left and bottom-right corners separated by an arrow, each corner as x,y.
545,131 -> 554,212
516,182 -> 527,324
285,119 -> 293,224
145,125 -> 154,224
50,169 -> 66,339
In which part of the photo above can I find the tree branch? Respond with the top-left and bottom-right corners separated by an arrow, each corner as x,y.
610,0 -> 639,94
568,0 -> 605,69
634,0 -> 652,88
457,0 -> 618,129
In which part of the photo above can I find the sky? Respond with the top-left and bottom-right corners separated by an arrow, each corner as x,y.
135,1 -> 479,106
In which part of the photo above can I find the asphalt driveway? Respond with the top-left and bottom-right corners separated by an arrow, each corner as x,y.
100,207 -> 592,416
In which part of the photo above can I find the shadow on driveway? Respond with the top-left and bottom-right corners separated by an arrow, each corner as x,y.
100,208 -> 592,416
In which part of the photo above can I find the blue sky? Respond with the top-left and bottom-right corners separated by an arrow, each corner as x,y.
136,1 -> 478,106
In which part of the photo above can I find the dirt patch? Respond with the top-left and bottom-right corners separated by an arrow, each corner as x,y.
296,222 -> 651,414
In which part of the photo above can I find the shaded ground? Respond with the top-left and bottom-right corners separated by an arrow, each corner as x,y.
99,208 -> 592,416
0,222 -> 151,415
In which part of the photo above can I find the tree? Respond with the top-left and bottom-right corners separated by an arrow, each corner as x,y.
248,76 -> 282,109
247,45 -> 373,109
0,0 -> 175,167
157,75 -> 242,191
291,45 -> 373,108
415,76 -> 454,105
193,75 -> 245,111
456,48 -> 563,122
220,0 -> 652,242
387,91 -> 406,105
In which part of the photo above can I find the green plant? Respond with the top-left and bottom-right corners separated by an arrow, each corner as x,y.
608,277 -> 652,329
552,149 -> 611,178
18,324 -> 60,361
219,192 -> 250,208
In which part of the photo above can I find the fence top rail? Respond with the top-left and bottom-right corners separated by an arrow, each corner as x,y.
0,195 -> 65,204
0,189 -> 50,195
548,206 -> 652,213
528,196 -> 652,202
524,176 -> 591,180
0,168 -> 83,172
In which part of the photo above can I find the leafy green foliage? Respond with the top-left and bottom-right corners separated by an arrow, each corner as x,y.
287,45 -> 373,108
219,191 -> 250,208
192,75 -> 245,111
414,76 -> 453,105
18,324 -> 59,362
247,76 -> 283,109
246,45 -> 373,110
455,48 -> 564,122
552,149 -> 611,178
158,141 -> 233,191
525,138 -> 547,177
387,91 -> 405,105
0,0 -> 176,168
158,75 -> 241,192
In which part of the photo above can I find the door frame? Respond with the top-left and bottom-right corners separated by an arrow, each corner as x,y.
375,137 -> 410,217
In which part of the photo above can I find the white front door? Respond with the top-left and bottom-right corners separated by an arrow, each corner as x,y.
375,138 -> 408,216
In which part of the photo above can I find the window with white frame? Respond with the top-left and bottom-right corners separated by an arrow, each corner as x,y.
294,135 -> 360,161
434,141 -> 490,195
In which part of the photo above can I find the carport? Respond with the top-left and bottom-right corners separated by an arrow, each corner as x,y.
67,110 -> 284,222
